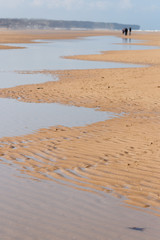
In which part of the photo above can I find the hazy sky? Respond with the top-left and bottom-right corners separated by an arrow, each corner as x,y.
1,0 -> 160,30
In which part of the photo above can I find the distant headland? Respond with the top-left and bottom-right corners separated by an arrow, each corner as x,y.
0,18 -> 140,30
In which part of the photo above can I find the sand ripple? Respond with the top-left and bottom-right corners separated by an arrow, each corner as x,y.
0,112 -> 160,216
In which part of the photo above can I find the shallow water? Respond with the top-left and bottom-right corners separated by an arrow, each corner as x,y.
0,36 -> 154,138
0,71 -> 58,88
0,35 -> 133,138
0,163 -> 159,240
0,35 -> 150,138
0,98 -> 118,138
0,35 -> 155,88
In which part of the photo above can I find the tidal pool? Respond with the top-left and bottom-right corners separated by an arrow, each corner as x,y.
0,71 -> 57,88
0,163 -> 159,240
0,35 -> 155,88
0,98 -> 119,138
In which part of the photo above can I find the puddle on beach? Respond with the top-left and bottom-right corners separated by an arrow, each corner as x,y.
0,98 -> 118,138
0,71 -> 58,88
0,163 -> 160,240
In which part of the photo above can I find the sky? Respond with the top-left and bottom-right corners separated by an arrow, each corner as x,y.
0,0 -> 160,30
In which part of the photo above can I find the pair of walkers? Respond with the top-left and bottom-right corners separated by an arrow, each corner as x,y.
122,27 -> 132,36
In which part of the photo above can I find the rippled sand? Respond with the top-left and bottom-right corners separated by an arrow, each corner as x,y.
0,30 -> 160,239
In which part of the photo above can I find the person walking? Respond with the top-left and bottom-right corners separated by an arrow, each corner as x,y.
124,28 -> 128,36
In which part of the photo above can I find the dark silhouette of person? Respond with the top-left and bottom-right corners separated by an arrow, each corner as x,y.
124,28 -> 128,36
122,28 -> 125,34
129,27 -> 132,35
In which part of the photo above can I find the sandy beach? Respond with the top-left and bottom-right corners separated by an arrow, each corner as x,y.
0,30 -> 160,239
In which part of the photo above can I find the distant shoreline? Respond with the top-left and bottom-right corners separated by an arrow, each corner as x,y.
0,18 -> 140,30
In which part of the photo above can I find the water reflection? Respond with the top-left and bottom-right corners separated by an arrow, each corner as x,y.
0,36 -> 145,72
122,38 -> 132,44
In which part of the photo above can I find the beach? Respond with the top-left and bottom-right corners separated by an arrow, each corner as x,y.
0,30 -> 160,239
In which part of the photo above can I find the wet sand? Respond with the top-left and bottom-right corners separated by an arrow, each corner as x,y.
0,29 -> 120,47
0,30 -> 160,238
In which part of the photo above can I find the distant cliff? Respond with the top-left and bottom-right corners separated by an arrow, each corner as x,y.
0,18 -> 140,30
